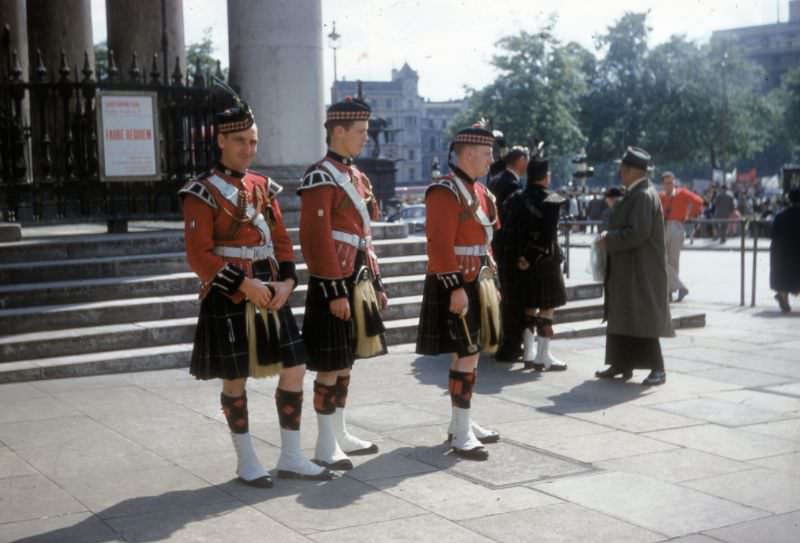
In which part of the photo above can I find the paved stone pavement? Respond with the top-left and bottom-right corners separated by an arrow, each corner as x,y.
1,301 -> 799,542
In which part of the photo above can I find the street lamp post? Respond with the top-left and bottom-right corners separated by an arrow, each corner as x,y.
572,150 -> 594,192
328,21 -> 342,103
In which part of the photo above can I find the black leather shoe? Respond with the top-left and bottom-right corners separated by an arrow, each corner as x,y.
312,458 -> 354,470
495,351 -> 523,363
775,293 -> 791,313
641,370 -> 666,386
344,443 -> 379,456
276,468 -> 336,481
530,362 -> 568,372
595,366 -> 633,380
447,432 -> 500,445
452,445 -> 489,461
238,475 -> 273,488
676,287 -> 689,302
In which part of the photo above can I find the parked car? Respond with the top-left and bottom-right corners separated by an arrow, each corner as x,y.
388,204 -> 426,233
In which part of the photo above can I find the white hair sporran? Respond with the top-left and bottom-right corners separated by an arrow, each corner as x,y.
352,267 -> 385,358
478,266 -> 501,353
245,300 -> 283,378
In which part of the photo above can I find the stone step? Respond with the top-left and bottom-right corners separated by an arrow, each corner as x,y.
553,310 -> 706,340
0,222 -> 409,264
0,244 -> 428,285
0,267 -> 434,310
0,310 -> 707,383
0,281 -> 604,333
0,315 -> 421,378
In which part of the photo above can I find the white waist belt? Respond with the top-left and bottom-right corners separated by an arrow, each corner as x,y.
454,245 -> 488,256
332,230 -> 370,250
213,244 -> 274,261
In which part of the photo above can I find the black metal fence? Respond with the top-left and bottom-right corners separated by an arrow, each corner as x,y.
0,27 -> 222,224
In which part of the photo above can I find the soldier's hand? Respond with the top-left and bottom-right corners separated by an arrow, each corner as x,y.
266,279 -> 293,310
240,277 -> 272,309
378,291 -> 389,311
517,256 -> 530,271
449,288 -> 468,317
330,297 -> 351,320
596,231 -> 608,248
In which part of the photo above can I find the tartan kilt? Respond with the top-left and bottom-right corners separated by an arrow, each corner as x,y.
416,274 -> 482,358
513,256 -> 567,310
303,274 -> 387,372
189,260 -> 307,381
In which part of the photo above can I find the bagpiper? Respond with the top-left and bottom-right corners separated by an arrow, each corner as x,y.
298,96 -> 388,471
180,83 -> 332,488
494,144 -> 568,371
416,123 -> 502,461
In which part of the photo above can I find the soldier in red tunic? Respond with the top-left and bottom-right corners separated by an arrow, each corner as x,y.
298,97 -> 388,471
416,124 -> 502,461
180,89 -> 332,488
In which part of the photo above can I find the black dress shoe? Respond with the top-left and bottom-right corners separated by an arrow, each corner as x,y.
344,443 -> 379,456
494,351 -> 523,363
312,458 -> 354,470
675,287 -> 689,302
641,370 -> 666,386
775,293 -> 791,313
595,366 -> 633,380
238,475 -> 274,488
530,362 -> 568,372
276,468 -> 336,481
452,445 -> 489,461
447,432 -> 500,445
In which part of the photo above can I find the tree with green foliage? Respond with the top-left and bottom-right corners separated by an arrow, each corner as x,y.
186,27 -> 227,82
449,21 -> 589,178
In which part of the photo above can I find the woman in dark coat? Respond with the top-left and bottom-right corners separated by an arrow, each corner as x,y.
770,188 -> 800,312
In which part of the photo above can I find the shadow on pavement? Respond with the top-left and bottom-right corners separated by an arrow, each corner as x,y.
16,446 -> 450,542
543,379 -> 647,414
753,309 -> 800,319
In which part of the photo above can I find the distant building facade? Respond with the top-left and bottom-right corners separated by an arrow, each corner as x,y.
332,63 -> 466,185
712,0 -> 800,91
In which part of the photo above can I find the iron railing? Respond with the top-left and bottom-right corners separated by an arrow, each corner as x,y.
0,27 -> 223,224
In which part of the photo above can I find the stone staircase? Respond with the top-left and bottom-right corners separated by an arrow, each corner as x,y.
0,224 -> 705,382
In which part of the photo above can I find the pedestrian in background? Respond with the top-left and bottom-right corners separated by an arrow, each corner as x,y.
770,188 -> 800,313
659,172 -> 704,302
595,147 -> 673,386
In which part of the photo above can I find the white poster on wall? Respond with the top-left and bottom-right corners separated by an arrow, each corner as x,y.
97,91 -> 161,181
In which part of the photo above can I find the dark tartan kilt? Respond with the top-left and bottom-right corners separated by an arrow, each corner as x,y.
416,275 -> 482,358
303,273 -> 387,373
512,256 -> 567,310
189,260 -> 307,381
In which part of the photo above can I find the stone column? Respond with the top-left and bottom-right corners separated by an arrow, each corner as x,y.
27,0 -> 94,74
106,0 -> 185,82
227,0 -> 325,169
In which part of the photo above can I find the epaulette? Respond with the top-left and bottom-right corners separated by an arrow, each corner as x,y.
267,178 -> 283,197
543,191 -> 567,205
425,175 -> 459,199
298,167 -> 336,193
178,176 -> 218,209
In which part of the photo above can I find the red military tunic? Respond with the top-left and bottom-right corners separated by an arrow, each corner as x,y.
298,152 -> 382,292
425,171 -> 499,285
181,166 -> 294,303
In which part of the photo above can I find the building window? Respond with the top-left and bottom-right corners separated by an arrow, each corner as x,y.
405,116 -> 416,128
409,150 -> 415,160
409,168 -> 416,181
428,119 -> 434,129
429,136 -> 437,152
441,119 -> 446,129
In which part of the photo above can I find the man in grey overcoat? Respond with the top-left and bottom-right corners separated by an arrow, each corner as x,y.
595,147 -> 673,386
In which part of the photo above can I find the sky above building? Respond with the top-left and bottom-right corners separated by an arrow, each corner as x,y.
91,0 -> 786,101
